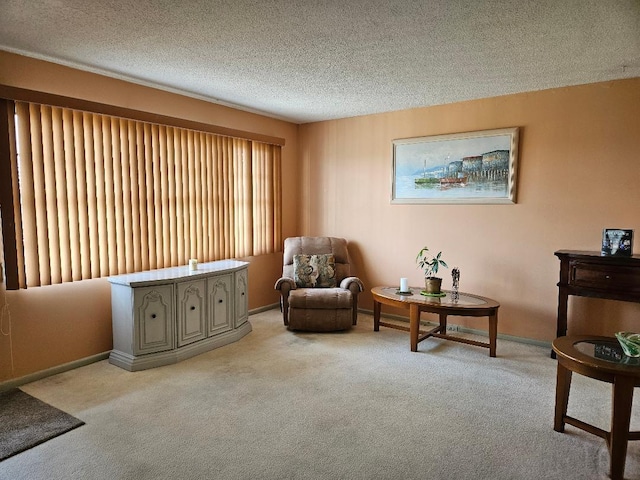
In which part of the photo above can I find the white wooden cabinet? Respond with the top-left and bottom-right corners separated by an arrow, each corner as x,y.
108,260 -> 250,371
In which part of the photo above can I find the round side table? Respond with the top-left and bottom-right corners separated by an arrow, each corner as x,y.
552,335 -> 640,480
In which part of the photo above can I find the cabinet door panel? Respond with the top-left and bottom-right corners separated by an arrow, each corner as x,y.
207,274 -> 233,336
177,279 -> 207,347
235,268 -> 248,327
134,285 -> 174,355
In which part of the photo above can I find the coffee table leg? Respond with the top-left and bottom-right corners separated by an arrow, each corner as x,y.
439,313 -> 447,335
609,375 -> 634,480
554,361 -> 572,433
373,300 -> 381,331
410,304 -> 420,352
489,311 -> 498,357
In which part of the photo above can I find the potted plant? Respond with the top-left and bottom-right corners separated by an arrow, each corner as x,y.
416,247 -> 448,294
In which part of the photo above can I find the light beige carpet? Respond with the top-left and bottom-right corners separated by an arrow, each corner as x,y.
2,309 -> 640,480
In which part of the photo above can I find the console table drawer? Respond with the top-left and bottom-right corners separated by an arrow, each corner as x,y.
570,263 -> 640,292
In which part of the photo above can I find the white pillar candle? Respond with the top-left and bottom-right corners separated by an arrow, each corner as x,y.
189,258 -> 198,271
400,278 -> 408,292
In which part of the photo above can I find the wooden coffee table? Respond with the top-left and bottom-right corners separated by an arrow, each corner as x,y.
553,335 -> 640,480
371,286 -> 500,356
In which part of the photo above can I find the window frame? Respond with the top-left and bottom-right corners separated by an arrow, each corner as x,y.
0,86 -> 284,289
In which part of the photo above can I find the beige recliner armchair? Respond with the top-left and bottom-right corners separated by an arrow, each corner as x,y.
274,236 -> 364,331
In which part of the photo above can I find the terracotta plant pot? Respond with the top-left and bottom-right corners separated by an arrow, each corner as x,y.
424,277 -> 442,294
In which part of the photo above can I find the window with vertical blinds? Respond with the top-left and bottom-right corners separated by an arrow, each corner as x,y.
1,100 -> 282,289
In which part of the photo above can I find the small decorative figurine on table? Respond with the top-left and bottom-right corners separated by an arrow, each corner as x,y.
451,267 -> 460,302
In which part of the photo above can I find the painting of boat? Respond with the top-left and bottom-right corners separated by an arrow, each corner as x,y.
415,176 -> 439,185
414,156 -> 467,187
439,175 -> 467,186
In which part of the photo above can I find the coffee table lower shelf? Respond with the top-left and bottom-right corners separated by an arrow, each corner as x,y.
377,320 -> 495,353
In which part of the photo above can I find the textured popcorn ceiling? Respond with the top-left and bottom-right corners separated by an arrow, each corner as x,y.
0,0 -> 638,123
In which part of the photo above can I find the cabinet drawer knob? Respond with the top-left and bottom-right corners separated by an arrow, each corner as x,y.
218,299 -> 223,303
190,306 -> 196,311
151,314 -> 157,319
241,292 -> 245,296
605,275 -> 611,279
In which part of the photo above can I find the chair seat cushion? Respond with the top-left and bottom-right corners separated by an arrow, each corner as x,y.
288,288 -> 352,309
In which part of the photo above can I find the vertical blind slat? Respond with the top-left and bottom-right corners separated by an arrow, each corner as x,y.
62,109 -> 80,281
135,122 -> 148,271
187,130 -> 197,259
111,119 -> 125,274
124,121 -> 134,273
202,134 -> 211,260
226,138 -> 233,258
84,113 -> 99,278
150,124 -> 162,269
143,123 -> 155,270
51,107 -> 70,283
195,132 -> 204,261
159,126 -> 170,266
92,113 -> 107,277
102,116 -> 117,276
32,104 -> 51,285
211,137 -> 222,259
252,144 -> 262,255
16,103 -> 39,286
274,145 -> 282,250
42,106 -> 61,285
180,130 -> 189,262
167,128 -> 178,266
7,101 -> 26,288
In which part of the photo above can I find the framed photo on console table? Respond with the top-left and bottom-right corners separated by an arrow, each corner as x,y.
391,127 -> 519,204
601,228 -> 633,256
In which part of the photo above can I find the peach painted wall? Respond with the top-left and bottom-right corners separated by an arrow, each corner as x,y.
299,78 -> 640,342
0,51 -> 295,381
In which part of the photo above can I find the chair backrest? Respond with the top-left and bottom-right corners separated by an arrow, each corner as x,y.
282,237 -> 352,284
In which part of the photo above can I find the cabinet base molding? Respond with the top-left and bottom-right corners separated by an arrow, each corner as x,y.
109,321 -> 252,371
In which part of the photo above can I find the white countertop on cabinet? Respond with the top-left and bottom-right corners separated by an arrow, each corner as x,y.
108,259 -> 249,287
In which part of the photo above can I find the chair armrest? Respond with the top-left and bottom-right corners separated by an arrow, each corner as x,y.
340,276 -> 364,293
275,277 -> 296,293
275,277 -> 296,327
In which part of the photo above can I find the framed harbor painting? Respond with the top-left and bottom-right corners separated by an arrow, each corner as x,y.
391,127 -> 519,204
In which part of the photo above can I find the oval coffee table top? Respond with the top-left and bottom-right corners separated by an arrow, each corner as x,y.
371,286 -> 499,310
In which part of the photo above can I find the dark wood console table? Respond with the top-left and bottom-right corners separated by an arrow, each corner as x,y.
555,250 -> 640,353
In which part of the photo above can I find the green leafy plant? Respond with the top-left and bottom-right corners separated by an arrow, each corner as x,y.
416,247 -> 448,279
